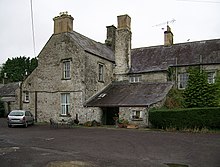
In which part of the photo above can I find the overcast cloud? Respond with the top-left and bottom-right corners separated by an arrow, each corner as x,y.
0,0 -> 220,65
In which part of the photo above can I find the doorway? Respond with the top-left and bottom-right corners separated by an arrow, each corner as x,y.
102,107 -> 119,125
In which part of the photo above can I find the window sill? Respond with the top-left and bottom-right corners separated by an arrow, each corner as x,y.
59,114 -> 71,117
131,118 -> 143,121
23,101 -> 29,103
98,80 -> 104,83
61,78 -> 71,80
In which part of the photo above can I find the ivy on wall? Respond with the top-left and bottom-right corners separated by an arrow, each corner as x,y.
184,67 -> 219,108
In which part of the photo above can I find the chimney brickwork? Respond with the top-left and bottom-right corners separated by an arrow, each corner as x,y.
105,25 -> 116,50
53,12 -> 74,34
114,14 -> 132,81
164,25 -> 173,46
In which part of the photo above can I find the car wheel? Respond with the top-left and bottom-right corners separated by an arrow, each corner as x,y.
8,124 -> 12,128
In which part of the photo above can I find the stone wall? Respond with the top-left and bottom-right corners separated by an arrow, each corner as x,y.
21,33 -> 114,123
141,72 -> 167,82
119,107 -> 149,128
84,52 -> 114,101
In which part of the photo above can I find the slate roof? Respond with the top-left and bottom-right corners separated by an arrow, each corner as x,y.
85,81 -> 173,107
69,31 -> 114,62
130,38 -> 220,73
0,82 -> 20,97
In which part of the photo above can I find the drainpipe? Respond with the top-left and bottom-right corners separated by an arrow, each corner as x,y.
146,105 -> 150,128
34,91 -> 37,122
19,81 -> 23,110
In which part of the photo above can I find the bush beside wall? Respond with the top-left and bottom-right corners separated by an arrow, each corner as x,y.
149,108 -> 220,130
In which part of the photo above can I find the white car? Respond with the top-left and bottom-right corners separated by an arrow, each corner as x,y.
7,110 -> 34,128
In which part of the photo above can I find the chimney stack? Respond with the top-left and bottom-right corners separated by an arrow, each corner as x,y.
105,25 -> 116,50
114,14 -> 132,81
117,14 -> 131,30
164,25 -> 173,46
53,12 -> 74,34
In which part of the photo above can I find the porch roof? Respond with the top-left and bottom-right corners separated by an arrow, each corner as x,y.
1,96 -> 16,102
85,81 -> 173,107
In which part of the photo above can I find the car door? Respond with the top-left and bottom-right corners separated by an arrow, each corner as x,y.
25,111 -> 31,124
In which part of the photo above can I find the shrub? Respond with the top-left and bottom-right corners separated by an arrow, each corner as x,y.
164,88 -> 184,109
0,99 -> 4,117
149,107 -> 220,130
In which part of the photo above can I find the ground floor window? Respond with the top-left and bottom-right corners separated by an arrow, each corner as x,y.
61,93 -> 70,116
131,110 -> 143,120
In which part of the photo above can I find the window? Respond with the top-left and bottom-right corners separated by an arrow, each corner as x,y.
207,72 -> 215,84
131,110 -> 143,120
24,91 -> 29,102
61,93 -> 70,116
178,73 -> 188,89
63,61 -> 71,79
98,64 -> 104,82
129,76 -> 141,83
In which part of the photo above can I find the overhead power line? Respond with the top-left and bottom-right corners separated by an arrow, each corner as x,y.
177,0 -> 220,3
30,0 -> 36,57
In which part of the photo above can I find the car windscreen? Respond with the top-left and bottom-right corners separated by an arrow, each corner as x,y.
9,111 -> 24,116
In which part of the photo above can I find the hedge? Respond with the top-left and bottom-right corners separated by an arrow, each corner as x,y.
149,107 -> 220,130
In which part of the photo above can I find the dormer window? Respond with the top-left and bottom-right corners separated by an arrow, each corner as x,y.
129,75 -> 141,83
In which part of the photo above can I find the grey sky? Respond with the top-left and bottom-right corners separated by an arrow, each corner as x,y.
0,0 -> 220,65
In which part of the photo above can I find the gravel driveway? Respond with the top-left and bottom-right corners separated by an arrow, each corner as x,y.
0,118 -> 220,167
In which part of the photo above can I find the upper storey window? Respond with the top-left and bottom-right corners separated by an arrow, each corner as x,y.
178,73 -> 188,89
98,63 -> 104,82
207,71 -> 216,84
63,61 -> 71,79
129,75 -> 141,83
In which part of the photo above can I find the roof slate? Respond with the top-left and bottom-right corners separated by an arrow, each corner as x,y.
131,39 -> 220,73
0,82 -> 19,97
85,81 -> 173,107
69,31 -> 114,62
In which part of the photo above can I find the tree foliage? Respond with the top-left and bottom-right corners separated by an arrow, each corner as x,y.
0,56 -> 38,83
164,88 -> 184,109
183,67 -> 218,108
214,71 -> 220,106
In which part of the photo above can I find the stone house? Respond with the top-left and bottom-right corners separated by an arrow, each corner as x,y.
0,82 -> 21,116
20,12 -> 220,127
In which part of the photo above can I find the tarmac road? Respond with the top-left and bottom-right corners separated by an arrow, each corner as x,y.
0,118 -> 220,167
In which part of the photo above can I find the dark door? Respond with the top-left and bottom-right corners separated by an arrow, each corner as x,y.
102,107 -> 119,125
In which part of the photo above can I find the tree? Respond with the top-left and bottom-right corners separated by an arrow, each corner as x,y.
184,67 -> 218,108
0,56 -> 38,83
0,99 -> 4,117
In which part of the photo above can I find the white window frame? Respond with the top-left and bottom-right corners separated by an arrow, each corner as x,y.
24,91 -> 29,102
63,61 -> 71,79
207,71 -> 216,84
61,93 -> 70,116
178,73 -> 188,89
129,76 -> 141,83
131,110 -> 143,120
98,63 -> 104,82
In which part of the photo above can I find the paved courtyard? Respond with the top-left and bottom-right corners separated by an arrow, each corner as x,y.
0,118 -> 220,167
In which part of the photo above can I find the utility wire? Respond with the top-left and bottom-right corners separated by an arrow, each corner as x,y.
177,0 -> 220,3
30,0 -> 36,57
